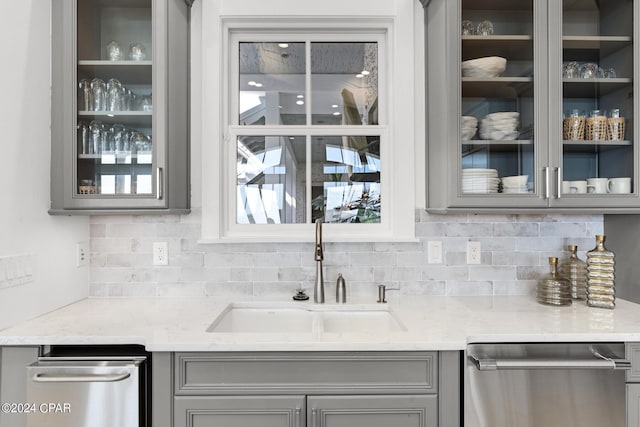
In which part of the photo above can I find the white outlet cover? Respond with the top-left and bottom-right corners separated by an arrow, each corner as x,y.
466,241 -> 481,265
153,242 -> 169,266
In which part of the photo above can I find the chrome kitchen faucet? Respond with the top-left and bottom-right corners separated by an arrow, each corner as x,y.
314,219 -> 325,303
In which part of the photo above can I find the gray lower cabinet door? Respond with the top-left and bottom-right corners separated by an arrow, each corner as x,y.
174,395 -> 305,427
629,384 -> 640,427
307,395 -> 437,427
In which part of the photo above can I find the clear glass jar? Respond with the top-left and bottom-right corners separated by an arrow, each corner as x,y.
561,245 -> 587,300
586,235 -> 615,309
537,257 -> 572,306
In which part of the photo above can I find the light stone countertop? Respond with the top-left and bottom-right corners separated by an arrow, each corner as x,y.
1,296 -> 640,351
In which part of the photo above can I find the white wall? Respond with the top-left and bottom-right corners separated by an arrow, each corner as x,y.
0,1 -> 89,329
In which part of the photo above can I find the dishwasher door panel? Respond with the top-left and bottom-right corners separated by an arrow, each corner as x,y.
26,360 -> 142,427
465,343 -> 627,427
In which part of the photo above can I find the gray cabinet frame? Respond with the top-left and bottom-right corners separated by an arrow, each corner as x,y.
423,0 -> 640,213
50,0 -> 190,214
158,351 -> 461,427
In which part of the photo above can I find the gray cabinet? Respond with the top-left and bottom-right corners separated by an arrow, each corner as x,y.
167,351 -> 453,427
425,0 -> 640,212
174,396 -> 305,427
627,343 -> 640,427
0,347 -> 39,427
50,0 -> 190,214
307,395 -> 437,427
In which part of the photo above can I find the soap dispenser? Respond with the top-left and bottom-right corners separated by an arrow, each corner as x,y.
336,274 -> 346,303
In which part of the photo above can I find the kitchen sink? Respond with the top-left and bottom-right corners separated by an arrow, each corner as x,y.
206,302 -> 405,334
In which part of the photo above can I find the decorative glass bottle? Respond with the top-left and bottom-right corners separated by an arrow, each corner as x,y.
561,245 -> 587,300
537,257 -> 572,306
586,235 -> 615,309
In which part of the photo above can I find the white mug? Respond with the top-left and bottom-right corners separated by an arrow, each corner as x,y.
569,180 -> 587,194
608,177 -> 632,194
587,177 -> 608,194
562,181 -> 571,194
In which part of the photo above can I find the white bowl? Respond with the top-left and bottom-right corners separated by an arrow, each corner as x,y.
462,56 -> 507,78
479,130 -> 520,140
462,115 -> 478,125
461,129 -> 477,140
484,111 -> 519,120
501,175 -> 528,187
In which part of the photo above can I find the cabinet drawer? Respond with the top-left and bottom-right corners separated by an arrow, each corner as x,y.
175,352 -> 436,395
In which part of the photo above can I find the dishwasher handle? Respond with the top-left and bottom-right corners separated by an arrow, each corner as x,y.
470,354 -> 631,371
32,372 -> 131,383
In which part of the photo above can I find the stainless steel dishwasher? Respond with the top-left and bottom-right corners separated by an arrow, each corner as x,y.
465,342 -> 630,427
26,356 -> 147,427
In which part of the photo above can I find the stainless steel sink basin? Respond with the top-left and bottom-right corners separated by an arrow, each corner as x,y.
206,302 -> 405,334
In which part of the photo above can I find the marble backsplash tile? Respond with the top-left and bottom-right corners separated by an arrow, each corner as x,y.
88,209 -> 604,299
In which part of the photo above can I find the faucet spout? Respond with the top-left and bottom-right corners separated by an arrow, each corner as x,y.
314,219 -> 325,303
314,219 -> 324,261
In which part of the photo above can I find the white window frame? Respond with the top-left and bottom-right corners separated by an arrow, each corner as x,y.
201,16 -> 416,243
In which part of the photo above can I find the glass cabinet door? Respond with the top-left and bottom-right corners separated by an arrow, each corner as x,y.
456,0 -> 545,207
554,0 -> 637,207
76,0 -> 155,199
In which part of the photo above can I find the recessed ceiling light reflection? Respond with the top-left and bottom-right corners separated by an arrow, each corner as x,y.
254,83 -> 263,88
296,100 -> 304,105
355,74 -> 364,78
361,70 -> 370,76
331,104 -> 339,108
278,43 -> 289,48
333,111 -> 341,116
297,95 -> 304,99
248,81 -> 257,86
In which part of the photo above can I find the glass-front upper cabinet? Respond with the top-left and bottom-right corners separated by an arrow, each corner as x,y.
50,0 -> 190,213
551,0 -> 638,208
454,0 -> 548,208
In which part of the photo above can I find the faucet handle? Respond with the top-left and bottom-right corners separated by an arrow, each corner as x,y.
377,284 -> 387,303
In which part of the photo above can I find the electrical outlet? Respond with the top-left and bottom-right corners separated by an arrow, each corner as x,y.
76,243 -> 89,267
466,241 -> 481,265
427,241 -> 443,264
153,242 -> 169,266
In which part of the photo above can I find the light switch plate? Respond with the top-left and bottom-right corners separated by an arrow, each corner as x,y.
427,241 -> 443,264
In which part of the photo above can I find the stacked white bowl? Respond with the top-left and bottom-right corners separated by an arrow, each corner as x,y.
501,175 -> 529,193
462,168 -> 499,194
479,112 -> 520,140
461,56 -> 507,78
461,116 -> 478,140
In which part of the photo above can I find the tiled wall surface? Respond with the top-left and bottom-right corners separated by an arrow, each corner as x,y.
89,210 -> 603,299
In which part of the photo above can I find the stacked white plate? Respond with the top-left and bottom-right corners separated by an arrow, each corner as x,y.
461,116 -> 478,140
480,112 -> 520,140
462,169 -> 499,194
501,175 -> 530,193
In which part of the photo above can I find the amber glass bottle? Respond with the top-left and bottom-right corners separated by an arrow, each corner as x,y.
586,235 -> 615,309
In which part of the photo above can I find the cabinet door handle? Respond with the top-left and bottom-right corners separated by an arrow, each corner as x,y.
556,167 -> 562,199
156,167 -> 163,200
295,407 -> 301,427
543,167 -> 550,199
311,408 -> 317,427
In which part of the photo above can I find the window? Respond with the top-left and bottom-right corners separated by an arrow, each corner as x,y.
234,38 -> 383,226
201,14 -> 417,242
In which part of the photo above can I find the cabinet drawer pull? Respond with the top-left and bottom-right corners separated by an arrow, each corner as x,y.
156,167 -> 163,200
543,167 -> 550,199
556,167 -> 562,199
